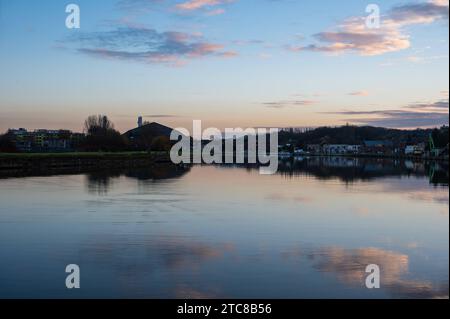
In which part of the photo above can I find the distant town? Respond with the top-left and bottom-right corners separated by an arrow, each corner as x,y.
0,115 -> 448,160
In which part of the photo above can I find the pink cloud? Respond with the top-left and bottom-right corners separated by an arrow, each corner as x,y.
69,26 -> 237,66
289,0 -> 448,56
176,0 -> 232,11
349,90 -> 370,96
206,8 -> 226,16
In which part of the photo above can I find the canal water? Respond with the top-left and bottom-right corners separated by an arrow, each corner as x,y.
0,157 -> 448,298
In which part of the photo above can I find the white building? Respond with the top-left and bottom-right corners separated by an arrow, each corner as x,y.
405,145 -> 425,155
323,144 -> 361,155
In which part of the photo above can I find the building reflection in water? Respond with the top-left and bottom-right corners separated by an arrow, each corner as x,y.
85,164 -> 191,195
82,157 -> 448,195
0,157 -> 447,298
253,157 -> 447,186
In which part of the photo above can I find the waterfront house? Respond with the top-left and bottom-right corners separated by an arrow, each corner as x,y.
293,148 -> 305,156
363,140 -> 394,155
7,128 -> 33,152
6,128 -> 84,152
405,144 -> 425,156
323,144 -> 361,155
307,144 -> 322,154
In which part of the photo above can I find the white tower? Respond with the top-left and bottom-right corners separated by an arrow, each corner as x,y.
138,116 -> 143,127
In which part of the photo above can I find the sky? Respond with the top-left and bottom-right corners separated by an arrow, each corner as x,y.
0,0 -> 448,133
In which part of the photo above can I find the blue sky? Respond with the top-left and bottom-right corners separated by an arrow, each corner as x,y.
0,0 -> 448,132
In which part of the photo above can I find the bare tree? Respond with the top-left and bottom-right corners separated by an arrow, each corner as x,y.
84,115 -> 114,135
81,115 -> 127,152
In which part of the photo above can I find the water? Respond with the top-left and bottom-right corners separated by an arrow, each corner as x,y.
0,158 -> 448,299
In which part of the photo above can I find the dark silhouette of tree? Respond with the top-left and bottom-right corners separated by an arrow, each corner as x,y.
0,133 -> 17,152
81,115 -> 128,152
278,125 -> 447,148
431,126 -> 449,148
150,136 -> 172,151
84,115 -> 114,135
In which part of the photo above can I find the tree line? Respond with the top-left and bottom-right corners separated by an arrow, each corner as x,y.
0,115 -> 172,153
1,116 -> 448,153
279,124 -> 449,150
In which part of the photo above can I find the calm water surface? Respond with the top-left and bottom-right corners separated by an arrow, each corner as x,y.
0,158 -> 448,298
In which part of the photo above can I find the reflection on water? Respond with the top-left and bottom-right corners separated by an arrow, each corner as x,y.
277,157 -> 448,186
86,165 -> 191,195
306,247 -> 448,299
0,159 -> 448,299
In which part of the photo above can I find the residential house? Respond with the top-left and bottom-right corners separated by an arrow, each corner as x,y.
363,140 -> 394,155
6,128 -> 84,152
405,144 -> 425,156
306,144 -> 322,154
323,144 -> 361,155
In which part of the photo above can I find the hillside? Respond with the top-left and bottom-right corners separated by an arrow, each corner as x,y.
123,122 -> 175,150
279,125 -> 449,148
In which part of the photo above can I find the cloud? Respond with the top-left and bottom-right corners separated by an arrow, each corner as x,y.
308,246 -> 448,298
406,54 -> 449,63
349,90 -> 370,96
389,0 -> 449,24
262,100 -> 316,109
310,247 -> 409,287
116,0 -> 234,16
144,114 -> 185,118
116,0 -> 164,12
288,0 -> 449,56
258,53 -> 272,59
265,193 -> 313,203
175,0 -> 233,11
205,8 -> 226,16
407,99 -> 450,109
347,111 -> 447,128
65,26 -> 237,66
219,50 -> 239,58
77,231 -> 235,293
324,98 -> 449,128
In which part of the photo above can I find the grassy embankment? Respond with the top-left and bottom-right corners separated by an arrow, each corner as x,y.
0,151 -> 171,171
0,151 -> 167,159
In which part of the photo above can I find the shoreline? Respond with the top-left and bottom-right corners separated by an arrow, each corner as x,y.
0,151 -> 448,170
287,153 -> 449,162
0,152 -> 171,170
0,152 -> 447,185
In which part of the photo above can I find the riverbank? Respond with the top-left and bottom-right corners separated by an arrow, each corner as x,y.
0,152 -> 171,170
1,151 -> 448,170
289,153 -> 449,161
